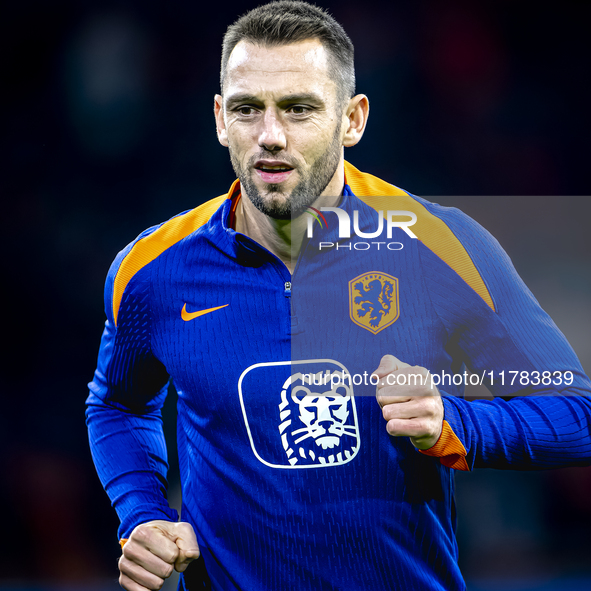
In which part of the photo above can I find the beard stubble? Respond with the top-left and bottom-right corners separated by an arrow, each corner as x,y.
228,122 -> 343,221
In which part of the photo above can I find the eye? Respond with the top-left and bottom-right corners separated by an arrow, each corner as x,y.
235,106 -> 257,116
288,105 -> 311,115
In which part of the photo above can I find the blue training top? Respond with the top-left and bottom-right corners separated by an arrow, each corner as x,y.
87,161 -> 591,590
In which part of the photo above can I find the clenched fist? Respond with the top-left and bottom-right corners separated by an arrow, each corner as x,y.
119,520 -> 200,591
373,354 -> 444,450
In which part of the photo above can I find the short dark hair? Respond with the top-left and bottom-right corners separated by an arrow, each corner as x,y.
221,1 -> 355,106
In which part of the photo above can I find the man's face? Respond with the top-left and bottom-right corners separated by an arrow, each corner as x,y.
215,39 -> 346,219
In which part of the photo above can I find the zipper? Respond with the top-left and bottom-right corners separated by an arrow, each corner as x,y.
232,230 -> 299,330
284,280 -> 293,316
284,280 -> 300,333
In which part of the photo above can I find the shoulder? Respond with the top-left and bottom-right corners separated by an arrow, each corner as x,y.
105,195 -> 228,326
345,159 -> 491,237
345,161 -> 501,312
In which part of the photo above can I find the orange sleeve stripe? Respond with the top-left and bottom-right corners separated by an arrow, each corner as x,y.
344,161 -> 495,312
419,420 -> 469,471
119,538 -> 128,549
112,180 -> 240,326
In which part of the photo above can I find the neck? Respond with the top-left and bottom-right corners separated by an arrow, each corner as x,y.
235,165 -> 344,274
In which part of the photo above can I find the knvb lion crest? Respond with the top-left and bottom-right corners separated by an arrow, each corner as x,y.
349,272 -> 399,334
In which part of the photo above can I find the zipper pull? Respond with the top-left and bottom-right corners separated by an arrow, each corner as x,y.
284,280 -> 299,331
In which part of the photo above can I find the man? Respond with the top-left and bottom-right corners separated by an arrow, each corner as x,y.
87,2 -> 591,590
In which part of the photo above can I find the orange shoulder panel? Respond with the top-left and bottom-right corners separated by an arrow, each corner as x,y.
112,180 -> 239,326
344,161 -> 495,312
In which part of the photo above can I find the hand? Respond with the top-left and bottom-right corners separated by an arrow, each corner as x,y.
373,354 -> 444,450
119,520 -> 200,591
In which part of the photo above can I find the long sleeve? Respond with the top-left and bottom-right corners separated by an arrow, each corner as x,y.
417,202 -> 591,470
86,235 -> 179,539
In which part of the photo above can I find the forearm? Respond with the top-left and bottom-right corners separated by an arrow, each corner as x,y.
86,395 -> 178,539
442,388 -> 591,470
414,205 -> 591,471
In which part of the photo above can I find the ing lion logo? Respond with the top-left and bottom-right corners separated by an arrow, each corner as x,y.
238,360 -> 360,469
349,272 -> 399,334
278,371 -> 360,467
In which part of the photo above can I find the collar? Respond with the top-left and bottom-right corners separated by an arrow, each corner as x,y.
206,162 -> 382,264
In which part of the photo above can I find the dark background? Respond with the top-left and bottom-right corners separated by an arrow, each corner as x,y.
2,1 -> 590,589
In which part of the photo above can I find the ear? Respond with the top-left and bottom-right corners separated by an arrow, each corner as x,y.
214,94 -> 229,147
342,94 -> 369,148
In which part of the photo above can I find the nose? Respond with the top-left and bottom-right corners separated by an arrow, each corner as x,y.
315,400 -> 333,425
258,109 -> 286,152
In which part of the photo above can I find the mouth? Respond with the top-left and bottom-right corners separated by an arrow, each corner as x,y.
254,160 -> 295,184
315,435 -> 340,449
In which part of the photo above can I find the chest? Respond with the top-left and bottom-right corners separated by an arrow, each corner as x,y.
151,243 -> 452,410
